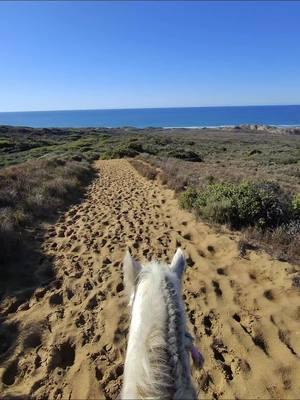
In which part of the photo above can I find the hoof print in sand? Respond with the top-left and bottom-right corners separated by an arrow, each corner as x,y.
48,341 -> 76,371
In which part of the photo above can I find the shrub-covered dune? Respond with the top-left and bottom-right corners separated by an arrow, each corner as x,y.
1,124 -> 300,265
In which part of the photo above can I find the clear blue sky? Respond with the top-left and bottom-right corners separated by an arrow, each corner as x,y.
1,1 -> 300,111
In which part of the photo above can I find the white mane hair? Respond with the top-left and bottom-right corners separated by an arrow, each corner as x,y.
122,248 -> 196,400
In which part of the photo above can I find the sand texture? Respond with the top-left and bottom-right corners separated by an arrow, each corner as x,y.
1,159 -> 300,399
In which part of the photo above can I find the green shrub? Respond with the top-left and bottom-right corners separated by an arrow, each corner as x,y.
165,149 -> 203,162
86,151 -> 100,161
200,198 -> 234,224
0,139 -> 13,149
179,187 -> 198,209
141,143 -> 160,155
126,141 -> 144,152
292,193 -> 300,217
180,182 -> 291,229
150,137 -> 173,146
102,145 -> 139,159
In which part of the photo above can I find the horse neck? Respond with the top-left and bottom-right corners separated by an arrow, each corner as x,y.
123,264 -> 168,399
122,264 -> 196,399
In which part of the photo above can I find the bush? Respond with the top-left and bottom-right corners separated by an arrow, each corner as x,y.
126,141 -> 144,152
83,151 -> 100,161
0,139 -> 13,149
180,182 -> 292,229
292,193 -> 300,217
72,154 -> 82,162
102,145 -> 138,159
200,198 -> 234,224
141,143 -> 160,155
179,187 -> 198,209
165,149 -> 203,162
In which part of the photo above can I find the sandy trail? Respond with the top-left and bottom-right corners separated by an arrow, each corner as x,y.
1,159 -> 300,399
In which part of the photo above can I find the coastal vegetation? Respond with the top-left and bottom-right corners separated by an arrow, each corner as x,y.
0,124 -> 300,269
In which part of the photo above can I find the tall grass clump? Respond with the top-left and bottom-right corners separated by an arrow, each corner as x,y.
246,220 -> 300,263
129,159 -> 158,180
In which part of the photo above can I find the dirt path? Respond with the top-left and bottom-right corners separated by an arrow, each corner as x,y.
1,159 -> 300,399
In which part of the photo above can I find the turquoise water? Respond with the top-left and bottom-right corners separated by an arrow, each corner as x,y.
0,105 -> 299,128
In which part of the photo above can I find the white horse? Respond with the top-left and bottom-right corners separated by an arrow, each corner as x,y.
122,248 -> 202,399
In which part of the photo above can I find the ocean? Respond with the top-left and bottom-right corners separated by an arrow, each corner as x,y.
0,105 -> 299,128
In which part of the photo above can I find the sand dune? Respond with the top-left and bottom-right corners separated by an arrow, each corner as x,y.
1,159 -> 300,399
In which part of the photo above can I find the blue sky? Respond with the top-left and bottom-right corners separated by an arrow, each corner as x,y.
0,1 -> 300,111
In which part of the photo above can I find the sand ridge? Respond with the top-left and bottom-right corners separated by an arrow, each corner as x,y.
0,159 -> 300,399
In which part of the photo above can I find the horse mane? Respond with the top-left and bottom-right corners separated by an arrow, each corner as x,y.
122,261 -> 196,399
163,274 -> 196,399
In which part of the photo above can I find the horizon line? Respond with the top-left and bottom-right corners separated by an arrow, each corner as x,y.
1,104 -> 300,114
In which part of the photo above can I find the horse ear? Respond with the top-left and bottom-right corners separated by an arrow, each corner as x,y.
123,249 -> 142,300
170,248 -> 186,279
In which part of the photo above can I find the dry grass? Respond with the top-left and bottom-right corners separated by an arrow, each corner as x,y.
156,159 -> 188,192
131,158 -> 188,192
0,157 -> 94,268
129,159 -> 158,180
245,223 -> 300,264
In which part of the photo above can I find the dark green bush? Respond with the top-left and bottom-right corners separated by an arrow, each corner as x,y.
165,149 -> 203,162
180,182 -> 292,229
150,137 -> 173,146
86,151 -> 100,161
0,139 -> 13,149
71,154 -> 83,162
141,143 -> 160,155
126,141 -> 144,152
